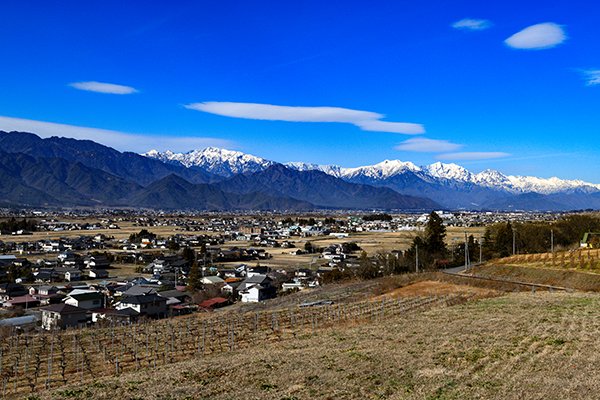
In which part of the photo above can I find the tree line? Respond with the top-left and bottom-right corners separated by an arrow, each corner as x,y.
482,214 -> 600,258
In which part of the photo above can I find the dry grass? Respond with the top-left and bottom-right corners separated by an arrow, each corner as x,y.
38,291 -> 600,400
495,248 -> 600,272
469,263 -> 600,292
372,280 -> 498,300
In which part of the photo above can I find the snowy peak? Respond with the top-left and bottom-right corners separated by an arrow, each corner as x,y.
423,162 -> 472,182
284,162 -> 344,177
473,169 -> 511,187
143,147 -> 600,196
343,159 -> 421,179
286,159 -> 421,179
142,147 -> 274,177
505,175 -> 600,194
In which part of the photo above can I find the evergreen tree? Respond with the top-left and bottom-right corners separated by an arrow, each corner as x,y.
181,247 -> 196,263
187,261 -> 202,291
495,222 -> 514,257
424,211 -> 447,255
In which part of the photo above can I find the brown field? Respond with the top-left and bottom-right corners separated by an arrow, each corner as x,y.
37,290 -> 600,400
495,248 -> 600,272
224,226 -> 485,271
0,275 -> 479,399
467,263 -> 600,292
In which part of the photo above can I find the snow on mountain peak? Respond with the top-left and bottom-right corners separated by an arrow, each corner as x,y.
143,147 -> 600,195
424,162 -> 472,181
143,147 -> 274,176
342,159 -> 421,179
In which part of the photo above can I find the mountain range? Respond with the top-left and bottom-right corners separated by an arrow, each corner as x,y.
1,130 -> 598,211
144,147 -> 600,211
0,131 -> 436,211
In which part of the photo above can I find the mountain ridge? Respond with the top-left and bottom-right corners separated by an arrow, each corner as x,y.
143,146 -> 600,195
143,146 -> 600,210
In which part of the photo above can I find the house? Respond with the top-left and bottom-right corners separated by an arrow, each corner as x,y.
120,285 -> 158,297
64,292 -> 104,310
53,267 -> 81,282
83,255 -> 111,269
201,276 -> 225,286
41,303 -> 88,330
157,289 -> 191,303
295,268 -> 313,278
282,280 -> 304,291
3,295 -> 40,308
0,283 -> 27,301
91,308 -> 139,324
115,294 -> 167,318
238,274 -> 276,303
34,269 -> 58,283
33,285 -> 59,296
199,297 -> 229,310
221,279 -> 242,296
87,269 -> 109,279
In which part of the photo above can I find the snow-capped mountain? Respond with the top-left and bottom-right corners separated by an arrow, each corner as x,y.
286,160 -> 421,180
142,147 -> 274,177
284,162 -> 345,177
422,162 -> 473,182
141,146 -> 600,210
286,159 -> 600,195
475,172 -> 600,194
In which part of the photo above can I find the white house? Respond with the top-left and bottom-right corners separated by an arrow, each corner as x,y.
238,274 -> 275,303
64,292 -> 104,310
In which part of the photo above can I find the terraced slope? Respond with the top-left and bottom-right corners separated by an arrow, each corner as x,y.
37,291 -> 600,400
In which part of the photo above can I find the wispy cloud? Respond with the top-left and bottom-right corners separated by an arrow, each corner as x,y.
504,23 -> 566,50
437,152 -> 510,161
451,18 -> 492,31
69,81 -> 139,94
0,116 -> 232,153
582,70 -> 600,86
185,101 -> 425,134
395,137 -> 462,152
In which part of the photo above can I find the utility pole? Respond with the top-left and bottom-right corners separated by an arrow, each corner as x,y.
512,228 -> 516,256
464,231 -> 469,269
479,235 -> 483,264
415,243 -> 419,273
551,229 -> 554,253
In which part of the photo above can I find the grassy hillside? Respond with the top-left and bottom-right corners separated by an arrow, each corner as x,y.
38,291 -> 600,400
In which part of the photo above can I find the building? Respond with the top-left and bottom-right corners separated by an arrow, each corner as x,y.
41,303 -> 88,330
64,292 -> 104,310
238,274 -> 276,303
115,294 -> 167,318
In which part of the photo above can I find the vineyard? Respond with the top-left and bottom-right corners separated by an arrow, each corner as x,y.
0,291 -> 476,398
496,248 -> 600,270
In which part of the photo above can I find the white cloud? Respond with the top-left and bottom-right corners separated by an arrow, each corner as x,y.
69,81 -> 139,94
436,152 -> 510,161
0,116 -> 232,153
355,120 -> 424,135
504,23 -> 566,50
582,70 -> 600,86
185,101 -> 425,134
452,18 -> 492,31
395,137 -> 462,153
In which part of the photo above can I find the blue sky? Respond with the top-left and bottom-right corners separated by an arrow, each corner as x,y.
0,0 -> 599,180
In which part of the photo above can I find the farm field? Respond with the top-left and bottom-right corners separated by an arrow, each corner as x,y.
494,248 -> 600,272
466,262 -> 600,292
0,276 -> 481,399
37,290 -> 600,400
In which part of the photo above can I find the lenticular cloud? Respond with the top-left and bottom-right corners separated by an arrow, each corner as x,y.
505,22 -> 566,50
